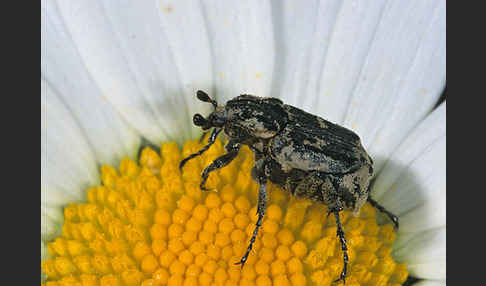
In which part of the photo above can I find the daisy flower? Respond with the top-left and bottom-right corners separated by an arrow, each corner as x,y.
41,1 -> 445,285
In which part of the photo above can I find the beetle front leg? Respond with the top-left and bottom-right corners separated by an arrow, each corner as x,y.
180,128 -> 222,171
200,140 -> 241,191
333,209 -> 349,284
236,173 -> 267,268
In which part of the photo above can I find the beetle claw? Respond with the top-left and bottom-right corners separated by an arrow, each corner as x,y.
234,259 -> 246,269
392,216 -> 399,230
333,272 -> 346,284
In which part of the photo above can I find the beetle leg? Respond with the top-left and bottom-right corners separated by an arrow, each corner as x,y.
236,173 -> 267,268
333,209 -> 349,284
367,196 -> 399,229
179,128 -> 222,171
199,140 -> 241,191
327,205 -> 343,218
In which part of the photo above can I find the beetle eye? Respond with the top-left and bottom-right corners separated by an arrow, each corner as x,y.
193,114 -> 208,127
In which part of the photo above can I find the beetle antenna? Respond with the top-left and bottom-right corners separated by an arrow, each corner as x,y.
197,90 -> 218,109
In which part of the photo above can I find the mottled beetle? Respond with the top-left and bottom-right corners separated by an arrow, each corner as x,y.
180,90 -> 399,283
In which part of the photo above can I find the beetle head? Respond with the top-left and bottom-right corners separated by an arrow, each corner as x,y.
193,90 -> 226,130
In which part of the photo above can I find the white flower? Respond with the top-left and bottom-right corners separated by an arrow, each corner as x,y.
42,0 -> 445,285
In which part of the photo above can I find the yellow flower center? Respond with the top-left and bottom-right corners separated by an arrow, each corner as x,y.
41,139 -> 408,286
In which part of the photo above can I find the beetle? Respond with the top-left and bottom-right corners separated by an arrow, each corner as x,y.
180,90 -> 399,283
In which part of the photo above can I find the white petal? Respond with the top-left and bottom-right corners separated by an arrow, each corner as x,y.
155,0 -> 214,136
393,227 -> 446,280
42,3 -> 141,166
41,79 -> 99,208
412,280 -> 446,286
50,0 -> 213,144
408,263 -> 447,283
272,0 -> 341,110
313,0 -> 389,123
41,205 -> 63,241
372,103 -> 445,233
272,0 -> 445,154
343,0 -> 446,172
201,0 -> 274,102
41,240 -> 48,280
41,240 -> 49,261
273,0 -> 391,121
